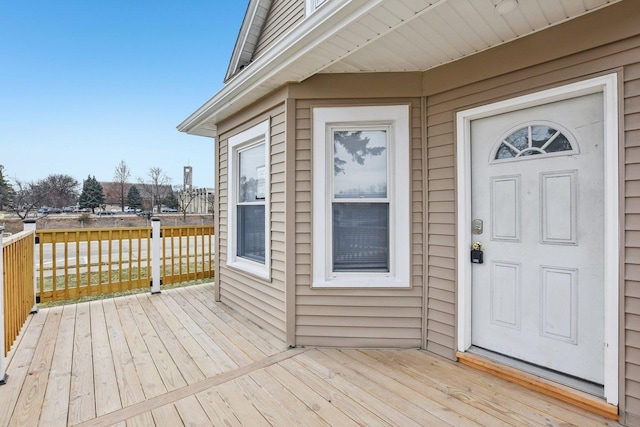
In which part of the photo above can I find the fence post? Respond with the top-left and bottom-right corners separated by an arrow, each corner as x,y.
23,220 -> 38,313
0,229 -> 7,384
151,217 -> 161,294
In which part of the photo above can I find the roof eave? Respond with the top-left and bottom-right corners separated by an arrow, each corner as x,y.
177,0 -> 384,137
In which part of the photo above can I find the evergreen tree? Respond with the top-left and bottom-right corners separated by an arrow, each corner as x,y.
0,165 -> 14,210
126,185 -> 143,209
163,191 -> 179,209
79,175 -> 105,213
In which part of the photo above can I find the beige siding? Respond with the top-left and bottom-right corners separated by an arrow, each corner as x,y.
625,60 -> 640,426
294,98 -> 424,348
216,104 -> 287,341
254,0 -> 304,59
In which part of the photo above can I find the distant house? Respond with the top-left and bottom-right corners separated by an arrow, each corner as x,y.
100,181 -> 131,207
179,0 -> 640,423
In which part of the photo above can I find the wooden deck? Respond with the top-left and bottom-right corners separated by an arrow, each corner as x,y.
0,284 -> 621,426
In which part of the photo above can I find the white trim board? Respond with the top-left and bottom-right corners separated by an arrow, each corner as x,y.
455,74 -> 619,405
227,119 -> 272,280
311,104 -> 411,288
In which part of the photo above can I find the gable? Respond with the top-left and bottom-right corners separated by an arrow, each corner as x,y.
253,0 -> 305,59
225,0 -> 273,82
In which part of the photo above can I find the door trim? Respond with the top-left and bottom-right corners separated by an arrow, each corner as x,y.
455,74 -> 619,405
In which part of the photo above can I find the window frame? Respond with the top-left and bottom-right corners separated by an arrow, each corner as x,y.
312,105 -> 410,288
227,119 -> 271,279
306,0 -> 327,16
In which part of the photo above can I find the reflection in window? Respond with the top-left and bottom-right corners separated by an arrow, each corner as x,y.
333,130 -> 387,198
237,143 -> 266,263
333,203 -> 389,272
495,125 -> 574,160
331,128 -> 389,272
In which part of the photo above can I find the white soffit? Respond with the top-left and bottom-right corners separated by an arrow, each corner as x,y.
320,0 -> 621,74
179,0 -> 621,136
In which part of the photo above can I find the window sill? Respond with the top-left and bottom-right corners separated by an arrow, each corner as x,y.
227,258 -> 271,281
312,276 -> 410,289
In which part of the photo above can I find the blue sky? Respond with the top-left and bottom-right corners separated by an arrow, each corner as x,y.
0,1 -> 247,189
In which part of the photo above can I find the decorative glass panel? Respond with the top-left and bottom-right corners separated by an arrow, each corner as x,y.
237,205 -> 265,263
239,144 -> 265,202
332,203 -> 389,272
494,125 -> 575,161
333,130 -> 387,198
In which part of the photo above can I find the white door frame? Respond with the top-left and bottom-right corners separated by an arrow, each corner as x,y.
455,74 -> 619,405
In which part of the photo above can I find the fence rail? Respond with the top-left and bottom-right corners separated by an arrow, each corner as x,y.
35,225 -> 214,303
2,230 -> 35,357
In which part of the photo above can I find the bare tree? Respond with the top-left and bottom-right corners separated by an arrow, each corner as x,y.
8,178 -> 46,219
112,160 -> 131,211
37,174 -> 79,208
174,185 -> 198,221
138,167 -> 172,213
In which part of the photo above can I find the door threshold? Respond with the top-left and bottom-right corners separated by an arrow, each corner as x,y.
456,350 -> 618,421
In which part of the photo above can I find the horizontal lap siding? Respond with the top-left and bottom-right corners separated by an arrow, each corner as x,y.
216,105 -> 287,341
294,98 -> 424,348
426,102 -> 456,359
254,0 -> 304,59
626,61 -> 640,426
424,28 -> 640,421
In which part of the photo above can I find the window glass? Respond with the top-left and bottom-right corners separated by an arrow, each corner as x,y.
238,144 -> 265,202
333,129 -> 387,199
332,203 -> 389,272
494,124 -> 575,161
237,204 -> 265,263
331,127 -> 390,272
237,143 -> 266,264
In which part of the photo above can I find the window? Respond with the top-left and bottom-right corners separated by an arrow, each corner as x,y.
332,128 -> 389,272
492,123 -> 577,162
228,120 -> 270,278
313,105 -> 410,288
306,0 -> 327,15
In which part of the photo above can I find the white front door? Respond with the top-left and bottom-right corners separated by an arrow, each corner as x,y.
470,92 -> 604,384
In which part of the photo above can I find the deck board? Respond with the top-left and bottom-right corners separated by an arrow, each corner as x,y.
68,302 -> 95,424
39,304 -> 76,427
90,300 -> 122,417
9,306 -> 62,427
0,284 -> 621,426
101,298 -> 146,408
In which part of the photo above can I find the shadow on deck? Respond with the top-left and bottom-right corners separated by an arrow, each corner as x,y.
0,284 -> 620,426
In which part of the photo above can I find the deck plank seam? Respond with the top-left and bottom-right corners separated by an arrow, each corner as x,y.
72,347 -> 308,427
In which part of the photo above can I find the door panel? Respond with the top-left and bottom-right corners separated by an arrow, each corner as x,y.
491,176 -> 520,241
470,93 -> 604,384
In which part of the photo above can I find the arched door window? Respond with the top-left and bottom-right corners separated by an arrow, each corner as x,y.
491,123 -> 578,162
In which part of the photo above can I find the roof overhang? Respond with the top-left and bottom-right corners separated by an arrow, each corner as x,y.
178,0 -> 622,138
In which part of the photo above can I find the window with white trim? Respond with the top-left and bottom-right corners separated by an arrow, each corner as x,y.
227,120 -> 270,278
306,0 -> 327,16
312,105 -> 410,288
